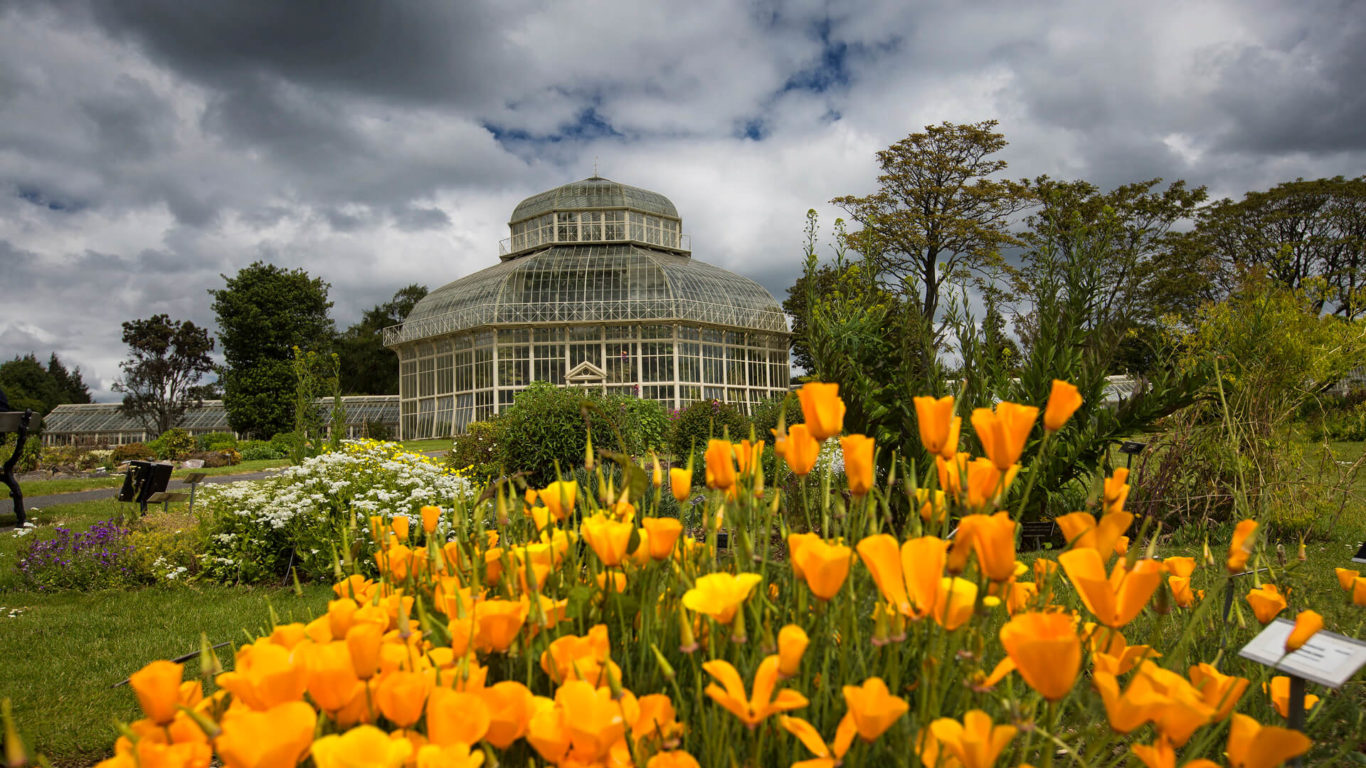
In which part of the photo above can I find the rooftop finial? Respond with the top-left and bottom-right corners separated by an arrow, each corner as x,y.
593,156 -> 599,177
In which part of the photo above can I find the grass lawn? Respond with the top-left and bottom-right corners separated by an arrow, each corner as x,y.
398,438 -> 453,454
0,583 -> 332,767
2,458 -> 290,500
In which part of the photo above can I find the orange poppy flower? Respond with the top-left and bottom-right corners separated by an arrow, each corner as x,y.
703,655 -> 808,729
1246,584 -> 1287,624
1336,567 -> 1360,590
784,423 -> 821,476
215,638 -> 308,711
1058,549 -> 1163,627
780,714 -> 858,767
999,612 -> 1081,701
1226,519 -> 1258,573
1130,738 -> 1221,768
797,382 -> 845,441
642,517 -> 683,560
1188,662 -> 1249,722
420,505 -> 441,535
705,439 -> 737,490
1056,510 -> 1133,561
971,401 -> 1039,472
1103,468 -> 1130,515
933,577 -> 978,631
128,660 -> 188,726
791,538 -> 852,600
216,701 -> 317,768
777,624 -> 809,678
581,513 -> 634,567
479,680 -> 536,749
538,480 -> 578,522
670,465 -> 693,503
1264,676 -> 1320,719
1043,379 -> 1082,432
1225,713 -> 1312,768
855,534 -> 947,618
840,434 -> 875,496
954,512 -> 1017,582
842,677 -> 909,741
914,395 -> 957,458
472,599 -> 528,653
426,687 -> 491,746
929,709 -> 1017,768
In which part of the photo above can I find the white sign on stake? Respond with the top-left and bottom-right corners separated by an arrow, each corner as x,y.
1238,618 -> 1366,689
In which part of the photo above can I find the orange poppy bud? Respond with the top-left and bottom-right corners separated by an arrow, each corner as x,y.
705,439 -> 737,490
1043,379 -> 1082,431
777,624 -> 809,678
390,515 -> 410,542
784,423 -> 820,476
797,382 -> 845,441
1285,610 -> 1323,652
840,434 -> 875,496
669,466 -> 693,503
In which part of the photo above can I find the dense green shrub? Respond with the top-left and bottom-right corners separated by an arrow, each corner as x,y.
601,395 -> 671,455
196,431 -> 238,451
238,439 -> 288,461
38,445 -> 102,472
449,420 -> 502,481
668,399 -> 749,466
492,382 -> 602,486
149,428 -> 196,460
126,526 -> 206,583
112,442 -> 155,462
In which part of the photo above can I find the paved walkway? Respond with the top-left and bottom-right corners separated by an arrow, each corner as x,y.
0,469 -> 281,523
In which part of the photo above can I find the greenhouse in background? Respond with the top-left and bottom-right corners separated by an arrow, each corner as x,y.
383,177 -> 791,439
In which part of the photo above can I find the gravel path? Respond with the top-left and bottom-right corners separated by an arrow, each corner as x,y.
0,469 -> 282,522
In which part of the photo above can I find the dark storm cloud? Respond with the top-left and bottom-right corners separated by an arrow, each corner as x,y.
4,0 -> 1365,401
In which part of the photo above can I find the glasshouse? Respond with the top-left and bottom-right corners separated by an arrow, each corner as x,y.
383,177 -> 791,439
40,397 -> 400,446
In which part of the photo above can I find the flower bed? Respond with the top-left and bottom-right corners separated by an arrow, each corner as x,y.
8,382 -> 1363,768
199,440 -> 473,584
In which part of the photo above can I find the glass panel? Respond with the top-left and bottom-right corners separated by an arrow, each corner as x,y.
557,212 -> 578,242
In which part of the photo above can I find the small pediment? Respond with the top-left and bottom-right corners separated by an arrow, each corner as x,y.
566,361 -> 606,383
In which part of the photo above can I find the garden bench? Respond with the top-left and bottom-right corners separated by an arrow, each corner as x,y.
1,409 -> 34,526
117,459 -> 175,514
1018,520 -> 1060,551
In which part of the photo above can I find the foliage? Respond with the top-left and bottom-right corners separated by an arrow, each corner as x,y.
1188,175 -> 1366,319
491,382 -> 599,486
448,419 -> 502,480
360,417 -> 392,441
111,442 -> 155,463
0,352 -> 91,418
602,395 -> 671,455
747,393 -> 803,444
37,445 -> 104,472
831,119 -> 1030,326
211,261 -> 334,439
15,519 -> 137,591
0,435 -> 42,472
289,347 -> 342,464
237,439 -> 288,461
199,440 -> 472,583
668,398 -> 750,465
336,284 -> 428,395
1012,176 -> 1209,375
125,526 -> 205,583
111,314 -> 216,436
195,431 -> 238,451
148,428 -> 197,461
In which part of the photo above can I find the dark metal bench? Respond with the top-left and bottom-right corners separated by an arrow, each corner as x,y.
1,410 -> 34,526
1019,520 -> 1061,551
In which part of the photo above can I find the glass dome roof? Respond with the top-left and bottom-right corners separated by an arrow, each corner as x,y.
388,245 -> 787,345
509,176 -> 678,224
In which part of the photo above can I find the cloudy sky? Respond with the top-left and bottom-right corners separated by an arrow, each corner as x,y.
2,0 -> 1363,400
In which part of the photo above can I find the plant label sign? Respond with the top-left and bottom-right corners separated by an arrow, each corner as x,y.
1238,618 -> 1366,689
1352,541 -> 1366,564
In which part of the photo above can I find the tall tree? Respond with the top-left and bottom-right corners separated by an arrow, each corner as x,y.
1013,176 -> 1209,374
0,353 -> 90,416
211,262 -> 334,439
336,284 -> 428,394
112,315 -> 216,436
831,120 -> 1031,328
1188,176 -> 1366,319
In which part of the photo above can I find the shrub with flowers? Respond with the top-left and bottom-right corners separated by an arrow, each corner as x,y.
16,519 -> 138,591
11,381 -> 1366,768
199,440 -> 473,584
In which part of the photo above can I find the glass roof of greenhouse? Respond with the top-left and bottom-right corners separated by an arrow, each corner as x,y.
385,245 -> 788,346
43,397 -> 400,435
509,176 -> 678,224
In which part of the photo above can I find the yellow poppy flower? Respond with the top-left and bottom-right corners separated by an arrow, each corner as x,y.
681,572 -> 763,624
538,480 -> 578,522
642,517 -> 684,560
581,513 -> 634,567
669,466 -> 693,503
